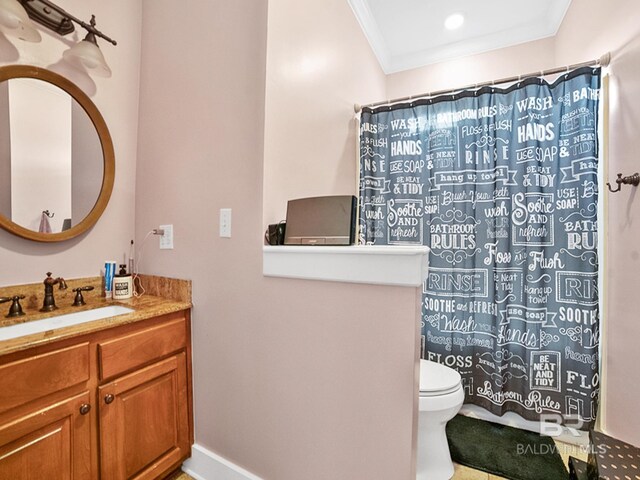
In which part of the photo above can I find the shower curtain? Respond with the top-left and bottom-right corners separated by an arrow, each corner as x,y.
359,67 -> 601,428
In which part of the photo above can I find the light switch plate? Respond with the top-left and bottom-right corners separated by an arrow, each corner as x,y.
219,209 -> 231,238
159,224 -> 173,249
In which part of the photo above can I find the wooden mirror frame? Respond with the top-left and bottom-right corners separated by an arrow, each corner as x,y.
0,65 -> 114,242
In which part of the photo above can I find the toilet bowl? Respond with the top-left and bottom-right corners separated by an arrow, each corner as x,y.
416,359 -> 465,480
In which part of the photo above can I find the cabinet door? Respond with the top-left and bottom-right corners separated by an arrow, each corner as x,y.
99,353 -> 189,480
0,391 -> 92,480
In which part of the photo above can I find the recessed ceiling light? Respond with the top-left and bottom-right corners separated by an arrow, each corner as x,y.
444,13 -> 464,30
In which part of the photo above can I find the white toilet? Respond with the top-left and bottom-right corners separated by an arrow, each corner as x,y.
416,359 -> 465,480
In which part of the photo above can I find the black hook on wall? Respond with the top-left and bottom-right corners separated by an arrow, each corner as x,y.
606,173 -> 640,193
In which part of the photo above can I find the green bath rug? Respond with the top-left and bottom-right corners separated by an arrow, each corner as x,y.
446,415 -> 569,480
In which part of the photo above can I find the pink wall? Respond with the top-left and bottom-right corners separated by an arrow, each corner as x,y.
137,1 -> 421,479
263,0 -> 386,223
72,100 -> 103,227
386,37 -> 556,99
0,0 -> 141,286
555,0 -> 640,445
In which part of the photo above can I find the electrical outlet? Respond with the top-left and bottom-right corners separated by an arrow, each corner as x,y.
219,209 -> 231,238
159,224 -> 173,249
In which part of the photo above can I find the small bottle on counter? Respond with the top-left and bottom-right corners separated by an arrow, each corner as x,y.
104,261 -> 116,298
113,264 -> 133,300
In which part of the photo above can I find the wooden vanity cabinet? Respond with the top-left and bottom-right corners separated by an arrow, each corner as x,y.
97,315 -> 191,480
0,391 -> 92,479
0,309 -> 192,480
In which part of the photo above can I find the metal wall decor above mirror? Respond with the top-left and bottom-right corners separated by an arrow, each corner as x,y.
0,65 -> 114,242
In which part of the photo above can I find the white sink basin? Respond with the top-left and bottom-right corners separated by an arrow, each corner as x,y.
0,305 -> 134,341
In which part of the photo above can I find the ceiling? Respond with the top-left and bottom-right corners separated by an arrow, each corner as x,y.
348,0 -> 573,74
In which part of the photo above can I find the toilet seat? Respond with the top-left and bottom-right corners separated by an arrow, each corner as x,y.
419,359 -> 462,397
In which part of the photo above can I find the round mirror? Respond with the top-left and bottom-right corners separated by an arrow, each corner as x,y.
0,65 -> 114,242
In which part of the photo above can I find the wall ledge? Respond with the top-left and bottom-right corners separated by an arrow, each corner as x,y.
263,245 -> 430,286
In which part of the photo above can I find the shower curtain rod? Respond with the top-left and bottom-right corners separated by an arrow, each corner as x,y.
354,52 -> 611,113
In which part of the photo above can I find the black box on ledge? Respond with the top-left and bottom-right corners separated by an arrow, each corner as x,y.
265,222 -> 286,245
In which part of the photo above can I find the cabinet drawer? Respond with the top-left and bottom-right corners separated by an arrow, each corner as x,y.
0,343 -> 90,414
98,313 -> 187,380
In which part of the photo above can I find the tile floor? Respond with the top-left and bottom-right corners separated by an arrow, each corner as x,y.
174,439 -> 588,479
452,438 -> 589,479
171,474 -> 193,480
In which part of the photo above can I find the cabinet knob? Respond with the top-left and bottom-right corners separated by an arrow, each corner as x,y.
104,394 -> 115,404
79,404 -> 91,415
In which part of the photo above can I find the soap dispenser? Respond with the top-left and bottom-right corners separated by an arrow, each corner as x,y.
113,264 -> 133,300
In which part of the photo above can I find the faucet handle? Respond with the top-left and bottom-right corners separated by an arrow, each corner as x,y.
72,286 -> 95,307
44,272 -> 67,289
0,295 -> 26,318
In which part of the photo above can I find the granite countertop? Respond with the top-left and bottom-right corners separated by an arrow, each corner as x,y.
0,275 -> 192,357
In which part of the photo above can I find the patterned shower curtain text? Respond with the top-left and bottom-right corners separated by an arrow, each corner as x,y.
358,68 -> 601,427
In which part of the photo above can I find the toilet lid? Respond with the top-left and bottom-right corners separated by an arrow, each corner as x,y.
419,359 -> 461,394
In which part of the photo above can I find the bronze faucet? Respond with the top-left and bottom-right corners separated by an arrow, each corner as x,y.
0,295 -> 25,318
40,272 -> 67,312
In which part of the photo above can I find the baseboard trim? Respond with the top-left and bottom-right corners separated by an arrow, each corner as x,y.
183,444 -> 263,480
